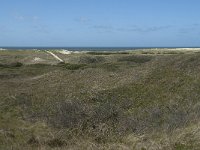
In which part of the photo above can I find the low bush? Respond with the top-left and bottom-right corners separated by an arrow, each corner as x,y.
59,63 -> 87,70
28,63 -> 51,68
118,55 -> 152,63
87,52 -> 129,55
79,56 -> 105,64
163,51 -> 184,54
46,138 -> 66,148
141,51 -> 155,54
0,62 -> 23,68
90,63 -> 120,72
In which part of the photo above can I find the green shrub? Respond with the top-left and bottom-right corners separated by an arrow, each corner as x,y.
79,56 -> 105,64
89,63 -> 120,72
118,55 -> 152,63
174,143 -> 192,150
141,51 -> 155,54
46,138 -> 66,148
87,52 -> 114,55
87,52 -> 129,55
10,62 -> 23,67
28,63 -> 51,68
59,63 -> 87,70
0,62 -> 23,68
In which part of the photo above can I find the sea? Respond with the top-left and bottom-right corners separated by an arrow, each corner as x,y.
0,47 -> 199,51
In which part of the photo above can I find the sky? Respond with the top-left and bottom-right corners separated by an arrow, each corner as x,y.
0,0 -> 200,47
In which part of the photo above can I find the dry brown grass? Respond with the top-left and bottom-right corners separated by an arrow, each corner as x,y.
1,49 -> 200,149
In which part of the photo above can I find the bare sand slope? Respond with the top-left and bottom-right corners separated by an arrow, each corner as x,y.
45,50 -> 64,62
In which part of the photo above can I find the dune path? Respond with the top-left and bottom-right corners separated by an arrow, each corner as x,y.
46,50 -> 64,62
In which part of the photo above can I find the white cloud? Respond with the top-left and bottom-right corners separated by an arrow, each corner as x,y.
32,24 -> 49,34
90,24 -> 172,33
32,16 -> 39,21
14,15 -> 25,21
117,25 -> 172,33
76,17 -> 91,23
13,13 -> 39,22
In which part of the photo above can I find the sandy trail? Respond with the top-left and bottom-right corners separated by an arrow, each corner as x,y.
46,50 -> 64,62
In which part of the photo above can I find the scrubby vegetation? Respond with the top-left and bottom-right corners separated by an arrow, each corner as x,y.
58,62 -> 87,70
118,55 -> 152,63
87,51 -> 129,55
0,62 -> 23,68
1,50 -> 200,149
79,56 -> 106,64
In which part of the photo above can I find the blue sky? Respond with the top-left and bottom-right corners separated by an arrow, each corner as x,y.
0,0 -> 200,47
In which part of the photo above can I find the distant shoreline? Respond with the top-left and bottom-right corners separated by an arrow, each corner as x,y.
1,47 -> 200,51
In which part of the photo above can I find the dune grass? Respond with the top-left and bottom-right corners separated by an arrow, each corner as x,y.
1,51 -> 200,149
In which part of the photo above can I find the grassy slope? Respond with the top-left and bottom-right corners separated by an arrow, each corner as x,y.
1,50 -> 200,149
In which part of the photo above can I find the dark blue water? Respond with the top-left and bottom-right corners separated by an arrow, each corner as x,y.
0,47 -> 199,51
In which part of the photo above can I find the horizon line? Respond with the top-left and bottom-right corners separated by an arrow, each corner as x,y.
1,46 -> 200,48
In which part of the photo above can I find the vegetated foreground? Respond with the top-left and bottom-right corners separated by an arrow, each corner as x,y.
1,49 -> 200,149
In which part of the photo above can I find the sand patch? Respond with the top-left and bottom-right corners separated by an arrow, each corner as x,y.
46,51 -> 64,62
0,48 -> 6,51
59,50 -> 72,55
58,49 -> 86,55
32,57 -> 45,62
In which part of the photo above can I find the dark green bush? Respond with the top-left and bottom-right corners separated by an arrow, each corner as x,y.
0,62 -> 23,68
90,63 -> 119,72
163,51 -> 184,54
141,51 -> 155,54
10,62 -> 23,67
46,138 -> 66,148
87,52 -> 129,55
27,63 -> 51,68
59,63 -> 87,70
79,56 -> 105,64
87,52 -> 114,55
118,55 -> 152,63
